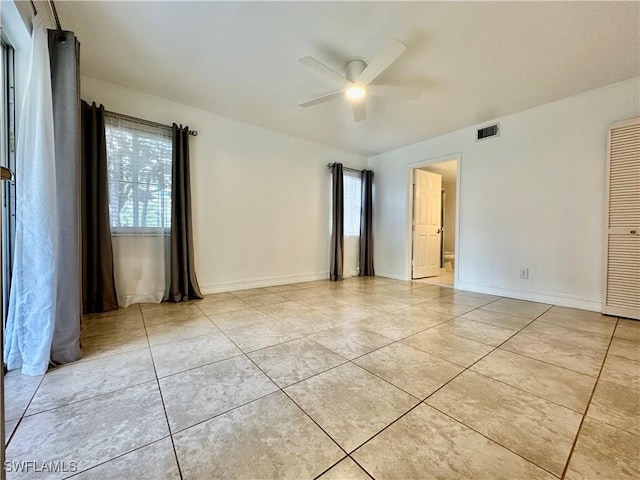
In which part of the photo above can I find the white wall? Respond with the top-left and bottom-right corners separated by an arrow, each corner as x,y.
442,181 -> 456,253
369,77 -> 640,311
82,76 -> 367,293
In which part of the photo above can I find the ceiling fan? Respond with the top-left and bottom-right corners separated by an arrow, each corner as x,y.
298,39 -> 421,122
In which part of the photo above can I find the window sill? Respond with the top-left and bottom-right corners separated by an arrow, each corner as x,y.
111,228 -> 170,237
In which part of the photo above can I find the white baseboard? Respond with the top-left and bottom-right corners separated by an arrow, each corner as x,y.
199,271 -> 329,294
200,272 -> 602,312
375,270 -> 406,281
454,281 -> 602,312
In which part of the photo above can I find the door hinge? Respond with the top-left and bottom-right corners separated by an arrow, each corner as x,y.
9,132 -> 15,153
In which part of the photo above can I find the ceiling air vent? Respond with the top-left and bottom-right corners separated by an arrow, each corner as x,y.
477,123 -> 499,141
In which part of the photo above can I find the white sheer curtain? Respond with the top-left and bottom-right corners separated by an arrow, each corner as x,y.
343,171 -> 362,277
111,235 -> 169,307
105,115 -> 171,307
4,16 -> 58,375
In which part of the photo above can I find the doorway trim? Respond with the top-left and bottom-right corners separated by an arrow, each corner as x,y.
406,153 -> 462,283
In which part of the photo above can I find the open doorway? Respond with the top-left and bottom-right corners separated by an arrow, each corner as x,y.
408,156 -> 459,288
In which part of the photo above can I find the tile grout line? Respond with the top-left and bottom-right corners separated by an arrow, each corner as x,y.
312,455 -> 376,480
79,304 -> 148,362
3,373 -> 46,449
344,315 -> 601,417
209,289 -> 436,451
193,301 -> 354,473
20,378 -> 159,418
258,297 -> 519,407
166,387 -> 286,437
61,435 -> 174,480
141,306 -> 185,480
495,345 -> 605,379
255,289 -> 481,467
416,305 -> 543,402
456,306 -> 617,380
294,299 -> 478,364
73,344 -> 149,365
227,310 -> 355,389
449,306 -> 612,414
421,304 -> 553,399
262,377 -> 353,469
331,304 -> 555,475
5,303 -> 143,447
197,286 -> 540,471
56,303 -> 151,479
155,351 -> 245,380
492,308 -> 618,377
273,358 -> 351,390
466,369 -> 591,416
347,357 -> 424,403
0,285 -> 466,465
418,305 -> 565,478
343,300 -> 532,371
559,316 -> 620,480
347,455 -> 376,480
37,280 -> 606,479
425,403 -> 561,478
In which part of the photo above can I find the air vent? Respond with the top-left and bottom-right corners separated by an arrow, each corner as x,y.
477,123 -> 499,141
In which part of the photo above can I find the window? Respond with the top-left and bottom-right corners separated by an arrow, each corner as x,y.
105,114 -> 172,232
343,171 -> 361,237
1,40 -> 16,314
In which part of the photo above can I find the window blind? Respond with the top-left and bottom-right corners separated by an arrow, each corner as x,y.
105,114 -> 172,231
344,171 -> 362,237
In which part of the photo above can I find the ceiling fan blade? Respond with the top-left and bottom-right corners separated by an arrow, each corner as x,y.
299,91 -> 344,108
357,39 -> 407,86
367,85 -> 422,99
352,101 -> 367,122
299,56 -> 350,87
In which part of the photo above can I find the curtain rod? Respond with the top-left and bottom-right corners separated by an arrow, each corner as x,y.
327,163 -> 373,175
105,110 -> 198,137
31,1 -> 66,42
47,0 -> 63,32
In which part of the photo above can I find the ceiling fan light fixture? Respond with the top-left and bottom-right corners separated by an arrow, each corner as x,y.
345,85 -> 366,100
299,40 -> 414,121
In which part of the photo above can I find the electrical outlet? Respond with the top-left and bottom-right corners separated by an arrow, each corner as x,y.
519,268 -> 529,280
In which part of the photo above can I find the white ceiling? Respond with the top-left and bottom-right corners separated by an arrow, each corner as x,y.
55,1 -> 639,156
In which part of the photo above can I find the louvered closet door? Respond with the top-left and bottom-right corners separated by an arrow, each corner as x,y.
603,118 -> 640,319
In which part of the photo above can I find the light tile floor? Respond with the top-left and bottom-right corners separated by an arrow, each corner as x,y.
414,268 -> 455,288
4,276 -> 639,479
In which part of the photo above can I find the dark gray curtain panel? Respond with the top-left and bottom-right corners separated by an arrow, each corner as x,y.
81,101 -> 118,315
49,30 -> 82,364
359,169 -> 374,276
329,163 -> 344,281
169,125 -> 203,302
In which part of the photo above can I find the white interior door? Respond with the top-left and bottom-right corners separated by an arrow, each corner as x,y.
412,169 -> 442,279
603,118 -> 640,319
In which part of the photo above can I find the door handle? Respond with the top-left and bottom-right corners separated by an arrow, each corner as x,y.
437,228 -> 442,234
0,167 -> 12,181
